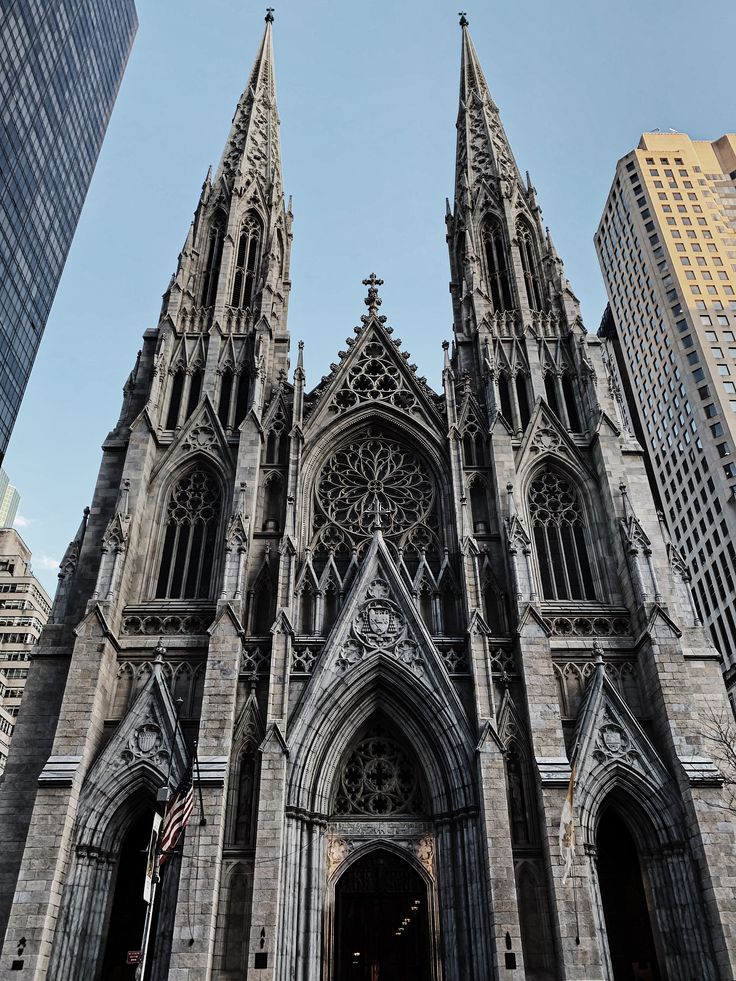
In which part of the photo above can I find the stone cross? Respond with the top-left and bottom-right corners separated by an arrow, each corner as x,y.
362,273 -> 384,316
365,494 -> 385,531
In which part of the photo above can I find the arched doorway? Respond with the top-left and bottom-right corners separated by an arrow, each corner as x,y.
597,809 -> 661,981
99,811 -> 160,981
334,849 -> 431,981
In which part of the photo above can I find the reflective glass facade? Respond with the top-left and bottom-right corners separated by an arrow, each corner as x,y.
0,0 -> 138,460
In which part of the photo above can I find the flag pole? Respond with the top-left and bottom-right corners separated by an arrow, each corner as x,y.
193,739 -> 207,826
135,647 -> 182,980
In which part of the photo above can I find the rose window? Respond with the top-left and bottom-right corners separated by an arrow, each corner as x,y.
316,433 -> 434,542
334,726 -> 425,816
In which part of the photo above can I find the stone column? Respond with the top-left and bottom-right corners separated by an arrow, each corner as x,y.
245,722 -> 289,981
476,727 -> 526,978
168,604 -> 243,980
0,610 -> 119,980
516,619 -> 606,980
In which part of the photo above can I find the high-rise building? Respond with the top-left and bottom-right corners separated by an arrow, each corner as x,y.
0,528 -> 50,774
596,133 -> 736,707
0,0 -> 138,462
0,15 -> 734,980
0,469 -> 19,528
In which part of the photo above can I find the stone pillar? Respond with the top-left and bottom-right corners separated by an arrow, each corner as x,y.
245,723 -> 288,980
516,619 -> 606,980
0,629 -> 70,941
0,610 -> 119,980
476,730 -> 526,978
168,604 -> 243,980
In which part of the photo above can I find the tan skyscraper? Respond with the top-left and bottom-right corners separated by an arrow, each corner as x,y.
597,132 -> 736,707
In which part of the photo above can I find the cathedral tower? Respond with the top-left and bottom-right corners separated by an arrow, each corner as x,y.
0,13 -> 734,981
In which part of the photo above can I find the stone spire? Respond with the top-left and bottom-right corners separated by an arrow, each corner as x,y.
214,10 -> 282,198
455,14 -> 523,205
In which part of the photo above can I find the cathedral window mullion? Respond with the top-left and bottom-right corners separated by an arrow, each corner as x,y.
555,373 -> 571,430
508,372 -> 522,433
228,369 -> 240,430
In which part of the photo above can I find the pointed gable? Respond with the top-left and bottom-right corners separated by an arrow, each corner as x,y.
304,315 -> 444,437
74,655 -> 190,836
151,396 -> 234,481
291,532 -> 469,717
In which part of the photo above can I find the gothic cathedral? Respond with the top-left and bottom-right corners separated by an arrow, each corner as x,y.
1,13 -> 734,981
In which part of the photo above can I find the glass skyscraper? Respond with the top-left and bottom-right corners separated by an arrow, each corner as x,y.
0,0 -> 138,461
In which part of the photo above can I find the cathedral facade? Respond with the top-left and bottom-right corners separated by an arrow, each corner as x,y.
0,13 -> 734,981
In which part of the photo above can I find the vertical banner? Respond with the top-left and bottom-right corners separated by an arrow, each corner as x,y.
143,812 -> 162,904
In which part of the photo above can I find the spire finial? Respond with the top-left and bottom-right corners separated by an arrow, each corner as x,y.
459,11 -> 469,27
362,274 -> 384,317
265,7 -> 275,22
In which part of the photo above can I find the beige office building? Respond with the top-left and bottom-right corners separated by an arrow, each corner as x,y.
597,132 -> 736,705
0,528 -> 51,773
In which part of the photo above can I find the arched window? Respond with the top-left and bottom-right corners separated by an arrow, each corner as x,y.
217,368 -> 234,429
469,476 -> 491,535
234,370 -> 250,429
544,372 -> 561,417
529,467 -> 596,601
199,214 -> 225,307
483,217 -> 513,312
515,373 -> 531,428
231,214 -> 261,310
333,724 -> 426,817
155,468 -> 222,599
517,220 -> 544,311
165,369 -> 185,430
217,368 -> 250,431
562,374 -> 582,431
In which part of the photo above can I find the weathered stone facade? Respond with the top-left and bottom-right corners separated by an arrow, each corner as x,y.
0,13 -> 734,981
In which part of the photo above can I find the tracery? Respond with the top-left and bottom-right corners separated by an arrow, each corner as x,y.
334,725 -> 425,817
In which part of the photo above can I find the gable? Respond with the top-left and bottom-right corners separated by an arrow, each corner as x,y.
290,532 -> 470,724
302,317 -> 445,436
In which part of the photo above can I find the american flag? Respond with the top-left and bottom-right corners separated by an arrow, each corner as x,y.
158,762 -> 195,866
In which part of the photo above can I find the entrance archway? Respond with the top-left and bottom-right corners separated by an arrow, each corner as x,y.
334,849 -> 431,981
99,811 -> 160,981
597,809 -> 661,981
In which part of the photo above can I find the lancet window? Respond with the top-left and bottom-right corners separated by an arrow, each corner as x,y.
517,220 -> 544,311
155,467 -> 222,599
165,362 -> 204,430
217,368 -> 250,431
231,214 -> 261,310
497,369 -> 531,433
199,213 -> 225,307
528,467 -> 596,601
543,363 -> 582,433
483,217 -> 513,313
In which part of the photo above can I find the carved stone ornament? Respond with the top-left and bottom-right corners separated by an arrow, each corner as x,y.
414,836 -> 434,875
532,427 -> 562,453
337,579 -> 424,677
121,721 -> 169,768
184,424 -> 217,453
327,836 -> 354,876
592,713 -> 640,769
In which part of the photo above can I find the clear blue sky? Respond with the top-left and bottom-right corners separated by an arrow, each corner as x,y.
6,0 -> 735,595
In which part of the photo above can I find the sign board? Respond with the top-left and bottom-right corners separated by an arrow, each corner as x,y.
143,812 -> 163,904
126,951 -> 142,965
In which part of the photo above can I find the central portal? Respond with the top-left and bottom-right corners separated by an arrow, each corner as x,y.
334,849 -> 431,981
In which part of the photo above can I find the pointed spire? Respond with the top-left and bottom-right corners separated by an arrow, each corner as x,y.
455,17 -> 522,201
214,12 -> 282,194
